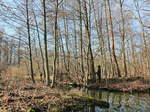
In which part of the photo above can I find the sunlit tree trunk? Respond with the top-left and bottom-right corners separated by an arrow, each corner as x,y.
119,0 -> 127,77
106,0 -> 121,77
33,8 -> 46,80
64,18 -> 70,73
104,0 -> 114,78
78,0 -> 85,83
83,0 -> 96,83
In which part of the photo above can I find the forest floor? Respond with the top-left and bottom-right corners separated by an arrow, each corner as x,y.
0,77 -> 109,112
0,76 -> 150,112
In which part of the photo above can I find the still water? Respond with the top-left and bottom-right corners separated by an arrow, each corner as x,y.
68,88 -> 150,112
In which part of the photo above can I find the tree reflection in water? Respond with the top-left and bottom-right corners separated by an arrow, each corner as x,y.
75,88 -> 150,112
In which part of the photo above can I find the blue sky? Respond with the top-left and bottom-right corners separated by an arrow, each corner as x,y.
0,0 -> 149,37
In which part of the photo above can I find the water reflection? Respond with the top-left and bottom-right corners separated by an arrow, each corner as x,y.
79,88 -> 150,112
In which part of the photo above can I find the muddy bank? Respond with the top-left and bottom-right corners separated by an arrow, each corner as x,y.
64,77 -> 150,93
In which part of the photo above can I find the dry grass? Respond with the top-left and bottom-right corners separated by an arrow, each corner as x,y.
110,80 -> 150,92
4,65 -> 28,78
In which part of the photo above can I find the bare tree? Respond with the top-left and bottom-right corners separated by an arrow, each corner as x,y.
83,0 -> 96,83
119,0 -> 127,77
106,0 -> 121,77
26,0 -> 35,83
43,0 -> 50,85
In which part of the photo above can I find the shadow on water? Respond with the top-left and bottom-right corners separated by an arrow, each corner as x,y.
60,86 -> 150,112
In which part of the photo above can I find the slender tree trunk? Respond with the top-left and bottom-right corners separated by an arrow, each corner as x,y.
26,0 -> 35,83
9,41 -> 13,65
83,0 -> 96,83
33,9 -> 46,79
104,0 -> 114,78
33,32 -> 41,78
59,28 -> 68,72
63,18 -> 70,72
119,0 -> 127,77
78,0 -> 85,83
51,0 -> 59,87
130,36 -> 136,76
18,36 -> 21,66
106,0 -> 121,77
43,0 -> 50,85
73,14 -> 78,59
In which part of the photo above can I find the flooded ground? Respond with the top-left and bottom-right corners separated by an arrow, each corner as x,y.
65,87 -> 150,112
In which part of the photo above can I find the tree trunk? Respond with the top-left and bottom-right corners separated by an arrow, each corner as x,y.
51,0 -> 59,87
119,0 -> 127,77
33,8 -> 46,80
106,0 -> 121,77
26,0 -> 35,83
78,0 -> 85,83
43,0 -> 50,85
83,0 -> 96,83
104,1 -> 114,78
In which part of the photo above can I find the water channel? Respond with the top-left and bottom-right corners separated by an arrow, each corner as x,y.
63,87 -> 150,112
